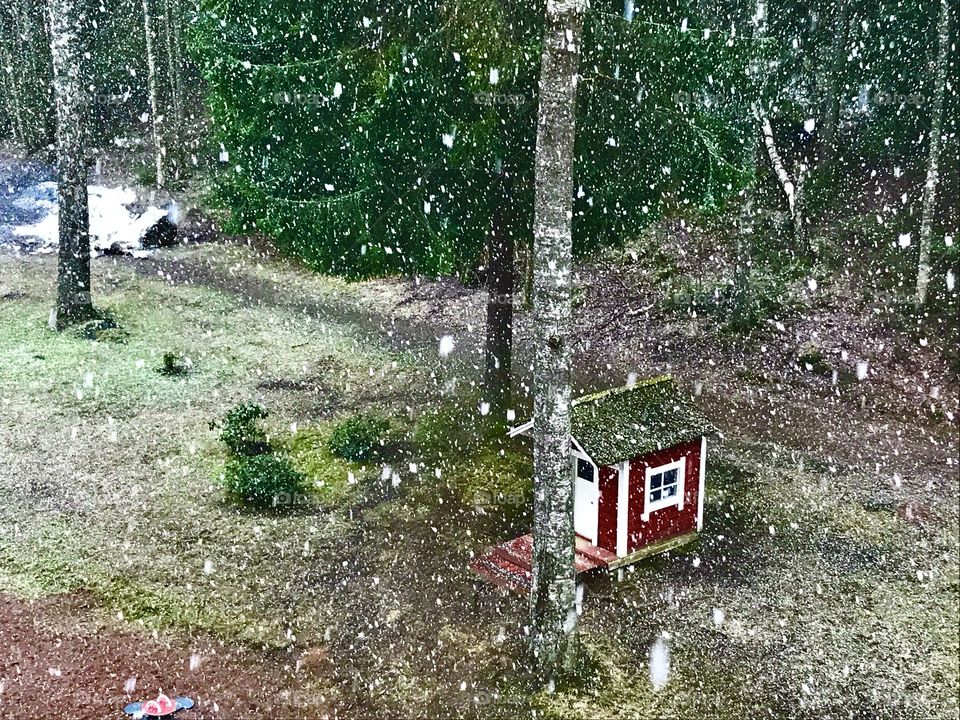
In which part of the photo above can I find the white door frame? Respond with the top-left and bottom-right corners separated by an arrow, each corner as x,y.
616,460 -> 630,556
571,448 -> 599,545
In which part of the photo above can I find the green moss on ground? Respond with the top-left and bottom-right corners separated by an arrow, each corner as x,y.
284,424 -> 377,508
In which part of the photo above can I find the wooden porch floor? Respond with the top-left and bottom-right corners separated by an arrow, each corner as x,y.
470,534 -> 618,592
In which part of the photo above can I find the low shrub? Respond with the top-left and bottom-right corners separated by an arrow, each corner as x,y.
211,403 -> 270,456
158,351 -> 191,377
74,317 -> 128,343
222,453 -> 307,507
328,414 -> 389,462
722,266 -> 804,333
663,265 -> 804,333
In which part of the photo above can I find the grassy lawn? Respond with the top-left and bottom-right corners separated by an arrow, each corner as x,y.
0,247 -> 956,719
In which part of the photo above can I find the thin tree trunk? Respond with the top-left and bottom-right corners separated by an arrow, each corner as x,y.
761,115 -> 808,250
793,163 -> 808,248
0,23 -> 25,144
17,0 -> 54,152
529,0 -> 586,680
49,0 -> 94,330
484,166 -> 514,419
733,146 -> 757,310
142,0 -> 164,188
819,3 -> 851,165
10,0 -> 37,149
162,0 -> 181,178
917,0 -> 951,306
761,116 -> 794,214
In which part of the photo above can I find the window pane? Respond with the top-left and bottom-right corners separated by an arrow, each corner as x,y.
650,473 -> 662,489
576,458 -> 595,482
663,469 -> 678,486
651,489 -> 661,502
664,485 -> 676,498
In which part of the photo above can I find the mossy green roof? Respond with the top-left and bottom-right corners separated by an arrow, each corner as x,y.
571,375 -> 715,466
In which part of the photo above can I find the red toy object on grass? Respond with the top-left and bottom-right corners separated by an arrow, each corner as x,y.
123,693 -> 194,718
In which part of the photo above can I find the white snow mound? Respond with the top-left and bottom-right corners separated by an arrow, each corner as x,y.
11,182 -> 174,257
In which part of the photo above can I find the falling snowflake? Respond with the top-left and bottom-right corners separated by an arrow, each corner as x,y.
438,335 -> 455,357
649,636 -> 670,689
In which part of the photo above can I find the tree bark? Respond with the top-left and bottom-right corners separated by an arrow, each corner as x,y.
916,0 -> 951,306
484,167 -> 515,419
761,116 -> 795,214
142,0 -> 164,188
49,0 -> 94,330
733,153 -> 756,310
819,2 -> 851,165
0,17 -> 25,144
529,0 -> 585,680
162,0 -> 182,178
15,0 -> 55,153
761,115 -> 807,250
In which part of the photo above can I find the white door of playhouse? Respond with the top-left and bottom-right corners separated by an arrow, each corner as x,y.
573,455 -> 599,544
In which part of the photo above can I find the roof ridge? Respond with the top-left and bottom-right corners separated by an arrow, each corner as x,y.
572,374 -> 674,406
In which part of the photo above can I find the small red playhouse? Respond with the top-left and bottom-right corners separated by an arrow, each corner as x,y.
472,375 -> 714,591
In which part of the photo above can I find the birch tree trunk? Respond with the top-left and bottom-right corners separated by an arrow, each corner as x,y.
761,115 -> 808,251
142,0 -> 164,188
529,0 -> 585,680
761,115 -> 795,215
484,165 -> 514,419
916,0 -> 951,306
49,0 -> 94,330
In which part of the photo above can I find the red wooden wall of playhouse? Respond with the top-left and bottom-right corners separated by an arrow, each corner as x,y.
595,438 -> 702,555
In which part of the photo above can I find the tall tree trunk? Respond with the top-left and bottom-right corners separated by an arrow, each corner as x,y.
142,0 -> 164,188
732,146 -> 757,314
484,166 -> 515,419
15,0 -> 54,152
761,115 -> 808,251
0,23 -> 25,144
162,0 -> 181,178
819,2 -> 851,165
11,0 -> 38,149
49,0 -> 94,330
529,0 -> 585,680
917,0 -> 951,306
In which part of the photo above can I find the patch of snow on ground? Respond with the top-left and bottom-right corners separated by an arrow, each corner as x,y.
649,636 -> 670,689
5,181 -> 171,257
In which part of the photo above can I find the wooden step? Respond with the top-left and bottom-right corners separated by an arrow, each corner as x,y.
575,536 -> 618,567
470,555 -> 531,592
472,532 -> 619,590
490,535 -> 534,571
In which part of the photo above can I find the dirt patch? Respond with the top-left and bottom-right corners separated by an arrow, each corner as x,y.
0,593 -> 331,719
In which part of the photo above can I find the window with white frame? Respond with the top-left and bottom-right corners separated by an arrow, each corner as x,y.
575,457 -> 595,483
643,458 -> 685,517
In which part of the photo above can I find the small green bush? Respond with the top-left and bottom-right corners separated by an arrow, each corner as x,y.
158,351 -> 190,376
74,317 -> 128,343
211,403 -> 270,456
723,266 -> 803,333
222,453 -> 307,507
328,414 -> 389,462
663,266 -> 803,334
